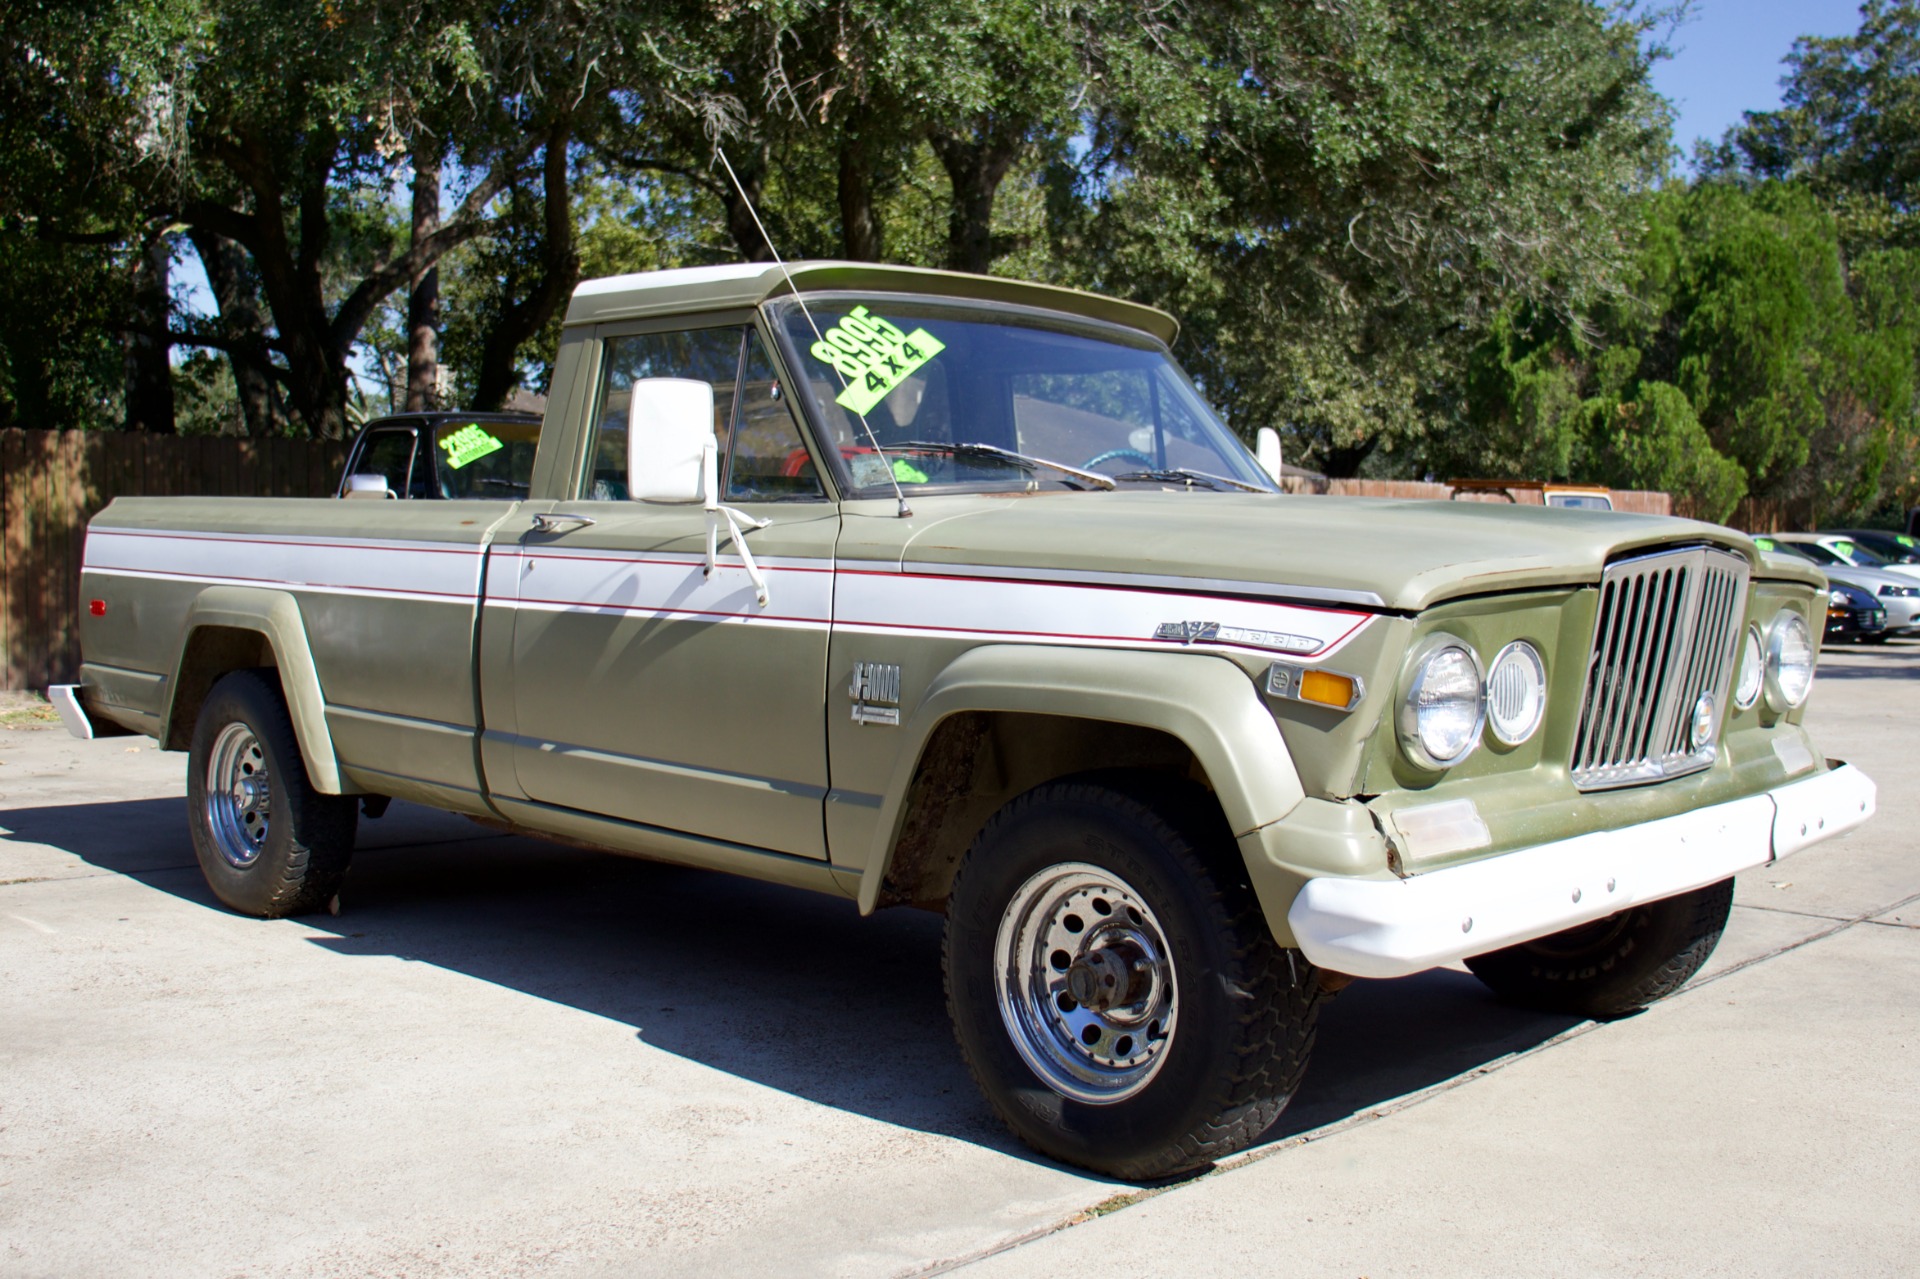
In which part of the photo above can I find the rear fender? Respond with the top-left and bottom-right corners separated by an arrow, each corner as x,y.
164,586 -> 356,795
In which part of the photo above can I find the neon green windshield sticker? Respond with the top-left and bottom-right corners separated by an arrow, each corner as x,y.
810,306 -> 947,416
1900,535 -> 1916,547
891,458 -> 929,483
1754,536 -> 1776,550
440,423 -> 504,470
1834,540 -> 1855,558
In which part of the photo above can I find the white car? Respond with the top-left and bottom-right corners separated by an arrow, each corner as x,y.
1756,536 -> 1920,636
1767,532 -> 1920,585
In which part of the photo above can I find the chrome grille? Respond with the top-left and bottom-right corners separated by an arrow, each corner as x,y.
1571,546 -> 1749,791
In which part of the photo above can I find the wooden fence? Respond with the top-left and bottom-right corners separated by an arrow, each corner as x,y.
2,430 -> 349,691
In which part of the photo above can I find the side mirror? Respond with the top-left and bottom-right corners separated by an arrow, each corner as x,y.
627,377 -> 716,504
343,474 -> 395,499
1255,427 -> 1283,484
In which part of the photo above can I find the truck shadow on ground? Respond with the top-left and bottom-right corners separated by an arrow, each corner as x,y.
10,796 -> 1581,1176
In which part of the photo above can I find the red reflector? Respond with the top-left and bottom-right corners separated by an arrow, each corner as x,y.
89,600 -> 106,617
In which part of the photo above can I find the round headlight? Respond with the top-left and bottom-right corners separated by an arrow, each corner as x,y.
1398,635 -> 1485,769
1484,641 -> 1547,746
1829,588 -> 1849,607
1733,625 -> 1764,711
1766,610 -> 1816,711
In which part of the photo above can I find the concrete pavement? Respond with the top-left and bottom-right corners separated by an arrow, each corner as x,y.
1,643 -> 1914,1277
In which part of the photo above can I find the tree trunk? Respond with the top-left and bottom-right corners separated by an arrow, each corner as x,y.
188,226 -> 278,434
123,233 -> 175,433
929,125 -> 1024,275
838,130 -> 883,261
472,121 -> 580,410
406,143 -> 442,412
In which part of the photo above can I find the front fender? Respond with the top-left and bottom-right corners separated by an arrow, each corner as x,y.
857,644 -> 1305,914
166,586 -> 356,795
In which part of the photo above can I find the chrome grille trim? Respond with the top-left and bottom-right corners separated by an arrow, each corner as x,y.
1571,546 -> 1750,791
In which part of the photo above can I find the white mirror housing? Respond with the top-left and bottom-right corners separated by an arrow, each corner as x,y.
627,377 -> 717,504
343,473 -> 394,499
1256,427 -> 1283,484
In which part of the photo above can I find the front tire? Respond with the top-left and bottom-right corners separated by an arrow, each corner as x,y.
1465,878 -> 1733,1019
187,669 -> 357,917
944,778 -> 1320,1180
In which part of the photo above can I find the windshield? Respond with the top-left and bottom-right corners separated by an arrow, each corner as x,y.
1827,539 -> 1888,567
769,295 -> 1275,496
1780,541 -> 1843,566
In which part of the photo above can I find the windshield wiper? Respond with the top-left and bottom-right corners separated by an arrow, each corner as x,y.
1112,467 -> 1272,493
892,441 -> 1117,491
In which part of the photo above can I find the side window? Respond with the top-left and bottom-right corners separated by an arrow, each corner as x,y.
726,333 -> 825,501
586,328 -> 745,501
350,428 -> 421,497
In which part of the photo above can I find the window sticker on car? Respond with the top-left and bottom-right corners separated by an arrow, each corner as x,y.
441,424 -> 505,470
809,306 -> 947,415
1834,540 -> 1856,558
891,458 -> 930,483
1900,535 -> 1916,547
1754,536 -> 1776,550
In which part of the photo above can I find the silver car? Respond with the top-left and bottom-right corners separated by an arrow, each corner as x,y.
1756,536 -> 1920,637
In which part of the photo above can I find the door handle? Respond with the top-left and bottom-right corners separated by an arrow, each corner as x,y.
532,513 -> 597,534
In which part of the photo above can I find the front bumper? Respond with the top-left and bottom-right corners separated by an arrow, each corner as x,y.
1288,762 -> 1876,979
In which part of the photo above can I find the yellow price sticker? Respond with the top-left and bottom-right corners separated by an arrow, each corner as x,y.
440,424 -> 504,470
809,306 -> 946,416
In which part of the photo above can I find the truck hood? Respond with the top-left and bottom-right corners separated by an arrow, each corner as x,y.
887,491 -> 1790,612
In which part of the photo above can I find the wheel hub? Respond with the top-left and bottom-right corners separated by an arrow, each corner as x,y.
205,723 -> 271,869
993,863 -> 1179,1105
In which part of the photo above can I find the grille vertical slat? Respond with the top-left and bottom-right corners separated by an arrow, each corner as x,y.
1570,546 -> 1750,791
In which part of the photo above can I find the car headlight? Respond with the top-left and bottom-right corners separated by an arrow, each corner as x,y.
1484,641 -> 1547,746
1830,588 -> 1850,606
1397,635 -> 1485,769
1733,625 -> 1764,711
1765,610 -> 1816,711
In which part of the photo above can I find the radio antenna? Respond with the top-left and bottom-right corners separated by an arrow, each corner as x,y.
713,146 -> 912,518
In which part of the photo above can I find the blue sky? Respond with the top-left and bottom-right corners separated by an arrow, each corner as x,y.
1651,0 -> 1872,160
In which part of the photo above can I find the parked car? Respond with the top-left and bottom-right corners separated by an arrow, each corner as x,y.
1766,531 -> 1920,586
1755,536 -> 1920,636
1823,580 -> 1889,643
338,411 -> 541,500
1819,528 -> 1920,565
53,261 -> 1875,1180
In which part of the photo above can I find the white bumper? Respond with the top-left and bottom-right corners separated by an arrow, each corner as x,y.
1289,763 -> 1877,979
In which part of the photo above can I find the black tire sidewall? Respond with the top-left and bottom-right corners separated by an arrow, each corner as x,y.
947,785 -> 1263,1174
186,670 -> 347,917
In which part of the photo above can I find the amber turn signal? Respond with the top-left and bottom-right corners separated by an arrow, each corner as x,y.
1298,669 -> 1357,709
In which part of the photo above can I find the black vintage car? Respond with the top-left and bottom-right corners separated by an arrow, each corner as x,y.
337,411 -> 541,500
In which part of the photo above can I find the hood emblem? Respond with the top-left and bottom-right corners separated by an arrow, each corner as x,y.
1154,620 -> 1319,655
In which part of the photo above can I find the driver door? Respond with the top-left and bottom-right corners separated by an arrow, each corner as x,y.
495,324 -> 838,858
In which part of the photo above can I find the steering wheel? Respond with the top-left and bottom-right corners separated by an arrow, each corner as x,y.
1081,448 -> 1156,471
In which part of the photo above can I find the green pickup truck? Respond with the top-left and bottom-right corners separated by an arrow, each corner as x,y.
53,262 -> 1875,1178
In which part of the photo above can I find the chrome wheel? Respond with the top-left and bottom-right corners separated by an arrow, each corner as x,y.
993,862 -> 1178,1104
205,722 -> 271,869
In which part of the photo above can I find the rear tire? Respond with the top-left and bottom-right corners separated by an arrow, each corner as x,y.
187,670 -> 357,917
1465,878 -> 1733,1019
944,778 -> 1320,1180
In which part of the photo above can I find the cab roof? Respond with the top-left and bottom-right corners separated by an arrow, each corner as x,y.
562,261 -> 1179,344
